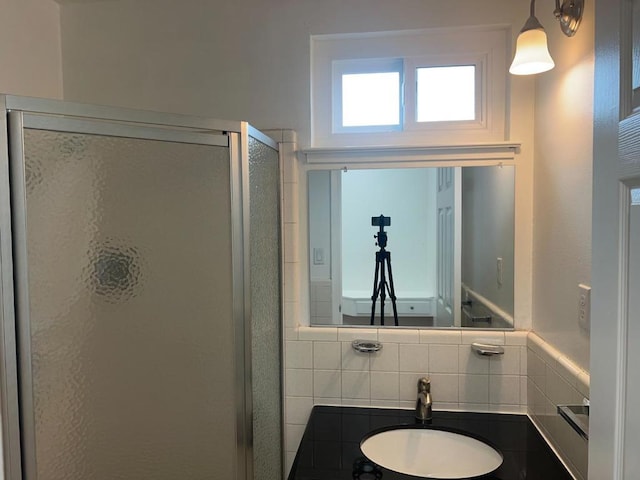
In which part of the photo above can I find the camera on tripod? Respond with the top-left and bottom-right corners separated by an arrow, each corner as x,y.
369,214 -> 398,326
372,215 -> 391,249
371,215 -> 391,227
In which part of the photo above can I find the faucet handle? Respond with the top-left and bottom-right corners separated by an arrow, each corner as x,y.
415,377 -> 433,422
417,377 -> 430,392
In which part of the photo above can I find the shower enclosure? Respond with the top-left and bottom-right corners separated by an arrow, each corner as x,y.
0,96 -> 282,480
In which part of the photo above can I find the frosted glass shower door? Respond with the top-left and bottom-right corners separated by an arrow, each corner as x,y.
248,136 -> 281,480
11,120 -> 242,480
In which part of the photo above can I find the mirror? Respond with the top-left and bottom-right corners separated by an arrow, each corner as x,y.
308,165 -> 514,328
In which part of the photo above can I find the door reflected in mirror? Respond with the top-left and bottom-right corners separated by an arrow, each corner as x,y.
308,165 -> 515,329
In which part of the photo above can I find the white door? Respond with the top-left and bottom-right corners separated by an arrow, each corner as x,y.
591,0 -> 640,478
435,167 -> 461,327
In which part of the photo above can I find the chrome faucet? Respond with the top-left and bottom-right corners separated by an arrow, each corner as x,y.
415,377 -> 433,422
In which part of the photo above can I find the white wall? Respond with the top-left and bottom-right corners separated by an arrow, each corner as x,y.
59,0 -> 530,146
532,0 -> 594,370
0,0 -> 63,99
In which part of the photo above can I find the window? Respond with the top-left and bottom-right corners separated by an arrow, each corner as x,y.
416,65 -> 476,122
332,58 -> 403,132
342,72 -> 400,127
311,27 -> 508,147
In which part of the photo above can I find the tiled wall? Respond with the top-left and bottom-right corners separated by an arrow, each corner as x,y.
284,328 -> 528,472
527,332 -> 589,480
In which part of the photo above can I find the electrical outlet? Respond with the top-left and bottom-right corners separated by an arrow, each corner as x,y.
578,284 -> 591,331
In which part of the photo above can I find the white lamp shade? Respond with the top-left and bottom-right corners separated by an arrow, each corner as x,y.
509,28 -> 555,75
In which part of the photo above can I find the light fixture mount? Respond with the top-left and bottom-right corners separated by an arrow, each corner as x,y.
554,0 -> 584,37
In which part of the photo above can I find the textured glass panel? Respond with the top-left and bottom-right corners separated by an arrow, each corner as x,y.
248,136 -> 282,480
23,128 -> 235,480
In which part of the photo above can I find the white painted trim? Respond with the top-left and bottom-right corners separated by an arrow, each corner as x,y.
614,182 -> 631,479
330,171 -> 342,324
303,142 -> 520,165
310,26 -> 510,147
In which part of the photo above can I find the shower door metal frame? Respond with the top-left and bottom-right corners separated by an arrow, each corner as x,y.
0,95 -> 259,480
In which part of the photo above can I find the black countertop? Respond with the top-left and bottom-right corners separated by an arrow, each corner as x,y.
288,406 -> 572,480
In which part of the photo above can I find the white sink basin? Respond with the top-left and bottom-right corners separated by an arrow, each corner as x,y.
360,427 -> 503,479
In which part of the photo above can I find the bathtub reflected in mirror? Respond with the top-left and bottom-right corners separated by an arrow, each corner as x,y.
308,165 -> 515,328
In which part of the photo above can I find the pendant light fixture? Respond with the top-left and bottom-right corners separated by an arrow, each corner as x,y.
509,0 -> 584,76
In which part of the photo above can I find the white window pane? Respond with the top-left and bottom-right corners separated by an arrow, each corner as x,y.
416,66 -> 476,122
342,72 -> 400,127
632,188 -> 640,206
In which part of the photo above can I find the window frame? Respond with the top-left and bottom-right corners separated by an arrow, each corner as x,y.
311,27 -> 508,148
405,55 -> 486,130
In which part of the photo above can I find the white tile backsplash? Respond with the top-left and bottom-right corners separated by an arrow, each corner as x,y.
526,332 -> 589,480
370,343 -> 399,371
342,370 -> 370,399
399,343 -> 429,372
505,330 -> 528,345
283,262 -> 300,303
429,344 -> 459,373
286,369 -> 313,397
459,374 -> 489,404
298,325 -> 337,341
314,370 -> 341,398
341,342 -> 370,371
399,373 -> 424,401
338,327 -> 378,341
378,328 -> 420,343
282,180 -> 299,224
286,396 -> 313,425
461,330 -> 505,345
489,374 -> 520,405
459,346 -> 490,374
489,346 -> 521,375
429,373 -> 459,402
284,303 -> 300,333
313,341 -> 341,369
370,371 -> 400,401
285,423 -> 306,452
283,222 -> 299,263
419,329 -> 461,344
285,341 -> 312,369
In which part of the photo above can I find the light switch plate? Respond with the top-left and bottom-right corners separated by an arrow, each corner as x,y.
578,284 -> 591,331
313,247 -> 325,265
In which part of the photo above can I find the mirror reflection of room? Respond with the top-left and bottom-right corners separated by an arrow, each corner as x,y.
308,165 -> 515,328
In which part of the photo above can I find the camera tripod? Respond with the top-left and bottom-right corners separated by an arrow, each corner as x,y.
370,216 -> 399,326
